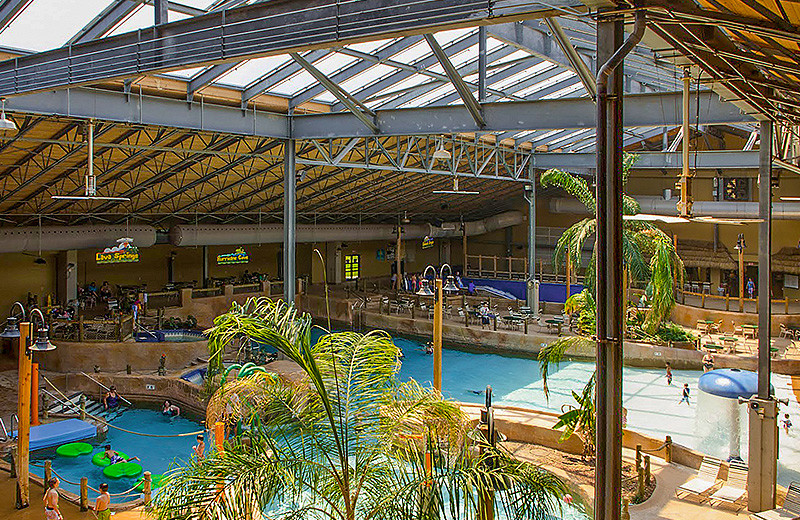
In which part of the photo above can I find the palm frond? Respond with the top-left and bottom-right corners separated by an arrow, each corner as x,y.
540,169 -> 596,213
537,335 -> 594,400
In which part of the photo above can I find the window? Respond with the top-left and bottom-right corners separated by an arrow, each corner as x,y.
344,255 -> 360,280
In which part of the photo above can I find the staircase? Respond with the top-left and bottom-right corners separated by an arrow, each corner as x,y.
45,391 -> 126,422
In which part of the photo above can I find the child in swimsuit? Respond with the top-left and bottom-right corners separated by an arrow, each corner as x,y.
90,483 -> 111,520
43,478 -> 62,520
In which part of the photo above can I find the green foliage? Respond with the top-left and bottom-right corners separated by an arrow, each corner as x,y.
162,315 -> 198,330
553,374 -> 595,460
152,297 -> 567,520
540,154 -> 684,333
564,290 -> 596,336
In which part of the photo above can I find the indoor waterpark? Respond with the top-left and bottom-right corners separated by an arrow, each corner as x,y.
0,2 -> 798,520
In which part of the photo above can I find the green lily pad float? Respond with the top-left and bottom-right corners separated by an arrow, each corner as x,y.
103,462 -> 142,480
55,442 -> 93,458
92,451 -> 130,467
134,473 -> 167,492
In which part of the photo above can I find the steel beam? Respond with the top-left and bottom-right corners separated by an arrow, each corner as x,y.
531,150 -> 759,170
6,87 -> 289,139
290,52 -> 378,133
0,0 -> 584,97
758,121 -> 772,398
69,0 -> 140,44
293,90 -> 753,138
424,34 -> 484,128
154,0 -> 168,24
283,139 -> 296,304
186,63 -> 238,101
478,27 -> 488,103
545,18 -> 596,99
0,0 -> 32,30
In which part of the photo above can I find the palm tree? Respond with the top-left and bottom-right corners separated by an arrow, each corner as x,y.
540,153 -> 684,333
149,297 -> 568,520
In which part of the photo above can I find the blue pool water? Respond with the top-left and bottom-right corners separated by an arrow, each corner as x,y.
31,409 -> 203,499
391,334 -> 800,487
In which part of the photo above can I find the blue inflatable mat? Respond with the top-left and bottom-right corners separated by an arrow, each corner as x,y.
14,419 -> 97,451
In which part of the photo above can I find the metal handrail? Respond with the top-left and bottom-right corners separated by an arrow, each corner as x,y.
10,414 -> 18,437
0,417 -> 8,441
80,372 -> 132,406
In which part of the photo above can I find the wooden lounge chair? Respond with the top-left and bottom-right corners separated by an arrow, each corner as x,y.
676,456 -> 722,501
750,482 -> 800,520
709,461 -> 747,510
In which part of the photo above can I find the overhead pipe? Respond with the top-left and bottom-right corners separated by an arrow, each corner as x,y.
0,225 -> 157,254
549,197 -> 800,219
169,211 -> 523,247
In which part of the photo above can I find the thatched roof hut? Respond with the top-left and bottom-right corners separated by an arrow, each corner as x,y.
676,239 -> 737,270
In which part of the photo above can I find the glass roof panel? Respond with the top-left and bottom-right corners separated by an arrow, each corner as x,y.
514,70 -> 575,97
109,5 -> 192,36
363,73 -> 431,101
492,50 -> 533,66
0,0 -> 113,51
271,70 -> 317,96
163,67 -> 206,79
541,82 -> 585,100
388,40 -> 432,66
345,38 -> 398,54
309,53 -> 359,76
398,83 -> 456,108
339,64 -> 397,94
216,55 -> 294,87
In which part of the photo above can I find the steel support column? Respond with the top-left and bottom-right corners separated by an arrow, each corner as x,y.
747,120 -> 777,512
283,139 -> 296,304
525,160 -> 538,314
478,26 -> 488,103
595,15 -> 626,520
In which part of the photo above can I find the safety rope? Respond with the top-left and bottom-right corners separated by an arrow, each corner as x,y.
42,375 -> 205,438
32,460 -> 145,498
638,440 -> 671,454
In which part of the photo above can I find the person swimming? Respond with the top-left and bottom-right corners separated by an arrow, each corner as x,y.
103,445 -> 139,464
162,400 -> 180,417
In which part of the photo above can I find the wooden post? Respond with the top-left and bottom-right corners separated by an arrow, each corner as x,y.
524,318 -> 528,334
565,252 -> 571,302
701,293 -> 706,308
493,256 -> 497,278
433,279 -> 443,393
44,460 -> 52,484
80,477 -> 88,511
215,421 -> 225,453
463,226 -> 468,277
738,248 -> 745,312
665,436 -> 672,463
637,463 -> 645,497
645,455 -> 651,485
30,362 -> 39,426
16,322 -> 31,509
726,294 -> 730,311
492,315 -> 497,331
785,298 -> 789,315
79,395 -> 86,421
42,394 -> 49,420
635,444 -> 642,469
9,445 -> 16,478
143,471 -> 153,504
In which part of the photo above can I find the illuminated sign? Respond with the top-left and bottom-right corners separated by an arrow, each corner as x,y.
217,247 -> 249,265
422,236 -> 434,249
96,238 -> 139,264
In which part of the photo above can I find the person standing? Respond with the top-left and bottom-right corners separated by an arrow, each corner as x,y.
89,482 -> 111,520
193,434 -> 206,460
781,413 -> 793,435
702,352 -> 715,372
665,362 -> 673,386
44,478 -> 62,520
679,383 -> 691,405
746,277 -> 755,299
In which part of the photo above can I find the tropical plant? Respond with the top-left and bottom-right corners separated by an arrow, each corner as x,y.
149,297 -> 568,520
540,153 -> 684,333
552,373 -> 595,461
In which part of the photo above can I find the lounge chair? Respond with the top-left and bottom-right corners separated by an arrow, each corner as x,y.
676,456 -> 722,501
709,461 -> 747,510
750,482 -> 800,520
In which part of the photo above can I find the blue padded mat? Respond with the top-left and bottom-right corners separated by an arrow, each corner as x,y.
14,419 -> 97,451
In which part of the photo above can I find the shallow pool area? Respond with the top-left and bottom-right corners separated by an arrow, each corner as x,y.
391,334 -> 800,487
31,409 -> 203,499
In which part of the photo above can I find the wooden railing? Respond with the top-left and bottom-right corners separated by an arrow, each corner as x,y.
466,254 -> 529,280
49,315 -> 134,342
677,289 -> 800,314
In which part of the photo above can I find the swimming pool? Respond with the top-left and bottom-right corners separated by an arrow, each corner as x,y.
31,408 -> 203,500
389,334 -> 800,486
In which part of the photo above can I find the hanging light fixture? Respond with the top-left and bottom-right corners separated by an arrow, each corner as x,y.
51,120 -> 130,202
433,176 -> 480,195
443,275 -> 459,295
0,98 -> 17,133
28,308 -> 57,354
0,302 -> 25,339
401,211 -> 411,224
432,136 -> 451,161
416,278 -> 435,297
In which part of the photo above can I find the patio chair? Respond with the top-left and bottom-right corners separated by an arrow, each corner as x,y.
709,461 -> 747,510
710,320 -> 723,334
750,481 -> 800,520
733,323 -> 744,337
780,324 -> 794,340
676,456 -> 722,501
